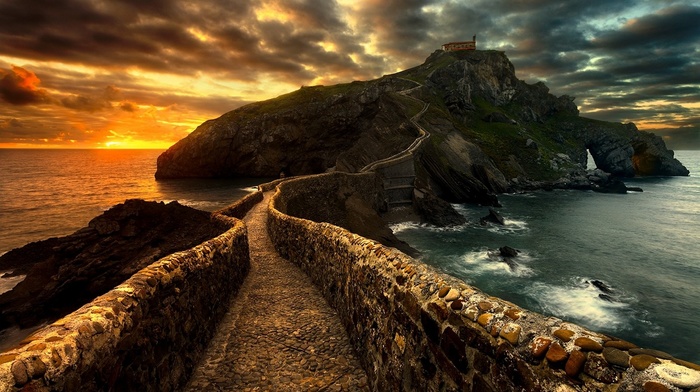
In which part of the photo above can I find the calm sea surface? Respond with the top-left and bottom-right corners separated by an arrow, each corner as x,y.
392,150 -> 700,363
1,149 -> 698,362
0,149 -> 261,255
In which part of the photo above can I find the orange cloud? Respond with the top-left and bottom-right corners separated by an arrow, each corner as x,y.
0,66 -> 50,105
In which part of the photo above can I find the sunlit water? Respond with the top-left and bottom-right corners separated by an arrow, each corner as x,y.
0,149 -> 264,292
392,151 -> 700,363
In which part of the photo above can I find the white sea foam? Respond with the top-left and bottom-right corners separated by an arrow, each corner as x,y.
525,277 -> 632,331
0,272 -> 26,295
486,218 -> 529,234
389,221 -> 469,234
461,248 -> 535,277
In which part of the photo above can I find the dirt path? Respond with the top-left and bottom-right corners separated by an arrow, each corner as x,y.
184,193 -> 368,392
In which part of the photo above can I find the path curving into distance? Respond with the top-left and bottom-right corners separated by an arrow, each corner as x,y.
184,193 -> 369,392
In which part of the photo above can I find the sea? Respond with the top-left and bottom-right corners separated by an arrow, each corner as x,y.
392,150 -> 700,363
0,148 -> 698,363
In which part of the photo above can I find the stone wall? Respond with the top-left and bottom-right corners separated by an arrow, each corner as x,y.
0,214 -> 250,392
268,172 -> 700,392
216,190 -> 263,219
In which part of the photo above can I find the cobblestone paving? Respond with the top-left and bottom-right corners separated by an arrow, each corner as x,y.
184,194 -> 369,391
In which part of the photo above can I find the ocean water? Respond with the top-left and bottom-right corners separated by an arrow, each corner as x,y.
392,150 -> 700,363
0,149 -> 262,294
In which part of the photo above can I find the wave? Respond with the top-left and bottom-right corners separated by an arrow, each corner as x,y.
524,277 -> 639,331
0,273 -> 26,295
461,248 -> 535,278
389,221 -> 468,234
485,218 -> 529,235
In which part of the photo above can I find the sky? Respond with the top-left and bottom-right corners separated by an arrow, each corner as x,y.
0,0 -> 698,150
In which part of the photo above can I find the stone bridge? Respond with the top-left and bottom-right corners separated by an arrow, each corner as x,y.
4,172 -> 699,391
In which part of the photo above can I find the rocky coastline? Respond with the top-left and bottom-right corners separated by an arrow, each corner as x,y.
0,199 -> 226,351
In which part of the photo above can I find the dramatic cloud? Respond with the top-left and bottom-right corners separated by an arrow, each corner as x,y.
0,0 -> 698,148
0,66 -> 50,105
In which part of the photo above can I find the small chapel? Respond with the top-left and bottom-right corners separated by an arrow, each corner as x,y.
441,35 -> 477,51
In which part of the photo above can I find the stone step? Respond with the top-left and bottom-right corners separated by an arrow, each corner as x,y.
387,199 -> 413,206
385,185 -> 414,191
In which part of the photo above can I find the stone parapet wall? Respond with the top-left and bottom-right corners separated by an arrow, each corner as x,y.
216,190 -> 263,219
268,172 -> 700,392
0,214 -> 250,392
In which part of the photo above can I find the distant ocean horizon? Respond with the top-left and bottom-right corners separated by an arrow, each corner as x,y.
1,148 -> 698,363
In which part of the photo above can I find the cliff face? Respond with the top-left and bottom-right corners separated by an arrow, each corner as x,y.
156,50 -> 688,202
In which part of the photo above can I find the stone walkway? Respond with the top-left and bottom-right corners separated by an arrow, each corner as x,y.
184,193 -> 369,392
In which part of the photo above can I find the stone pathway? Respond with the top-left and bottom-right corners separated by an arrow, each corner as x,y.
184,193 -> 369,392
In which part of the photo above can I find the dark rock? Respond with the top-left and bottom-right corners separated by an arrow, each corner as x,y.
0,200 -> 225,334
412,188 -> 466,227
627,186 -> 643,192
345,195 -> 419,257
499,246 -> 519,258
599,294 -> 615,302
420,131 -> 507,206
480,208 -> 505,226
592,178 -> 628,194
590,280 -> 613,294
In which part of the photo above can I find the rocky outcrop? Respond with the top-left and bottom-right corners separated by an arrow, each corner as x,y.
156,79 -> 419,179
584,123 -> 688,177
0,200 -> 226,332
412,188 -> 466,227
156,49 -> 688,204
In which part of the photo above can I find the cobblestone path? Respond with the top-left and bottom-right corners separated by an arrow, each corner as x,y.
184,193 -> 369,392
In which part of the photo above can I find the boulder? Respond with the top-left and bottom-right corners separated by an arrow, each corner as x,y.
499,246 -> 519,258
480,208 -> 505,225
0,200 -> 225,332
412,188 -> 467,227
592,178 -> 628,194
590,280 -> 613,294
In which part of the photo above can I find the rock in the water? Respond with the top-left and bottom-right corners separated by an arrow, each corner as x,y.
599,294 -> 615,302
412,188 -> 467,227
592,178 -> 629,194
590,280 -> 613,294
480,208 -> 505,225
499,246 -> 519,258
345,195 -> 419,257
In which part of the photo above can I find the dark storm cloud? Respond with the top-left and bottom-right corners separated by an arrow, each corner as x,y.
0,0 -> 376,84
0,0 -> 698,147
592,4 -> 700,50
0,66 -> 50,105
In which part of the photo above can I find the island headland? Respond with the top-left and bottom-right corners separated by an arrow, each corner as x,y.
156,49 -> 688,208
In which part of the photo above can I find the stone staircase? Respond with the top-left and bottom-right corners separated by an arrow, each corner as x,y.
360,99 -> 430,209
